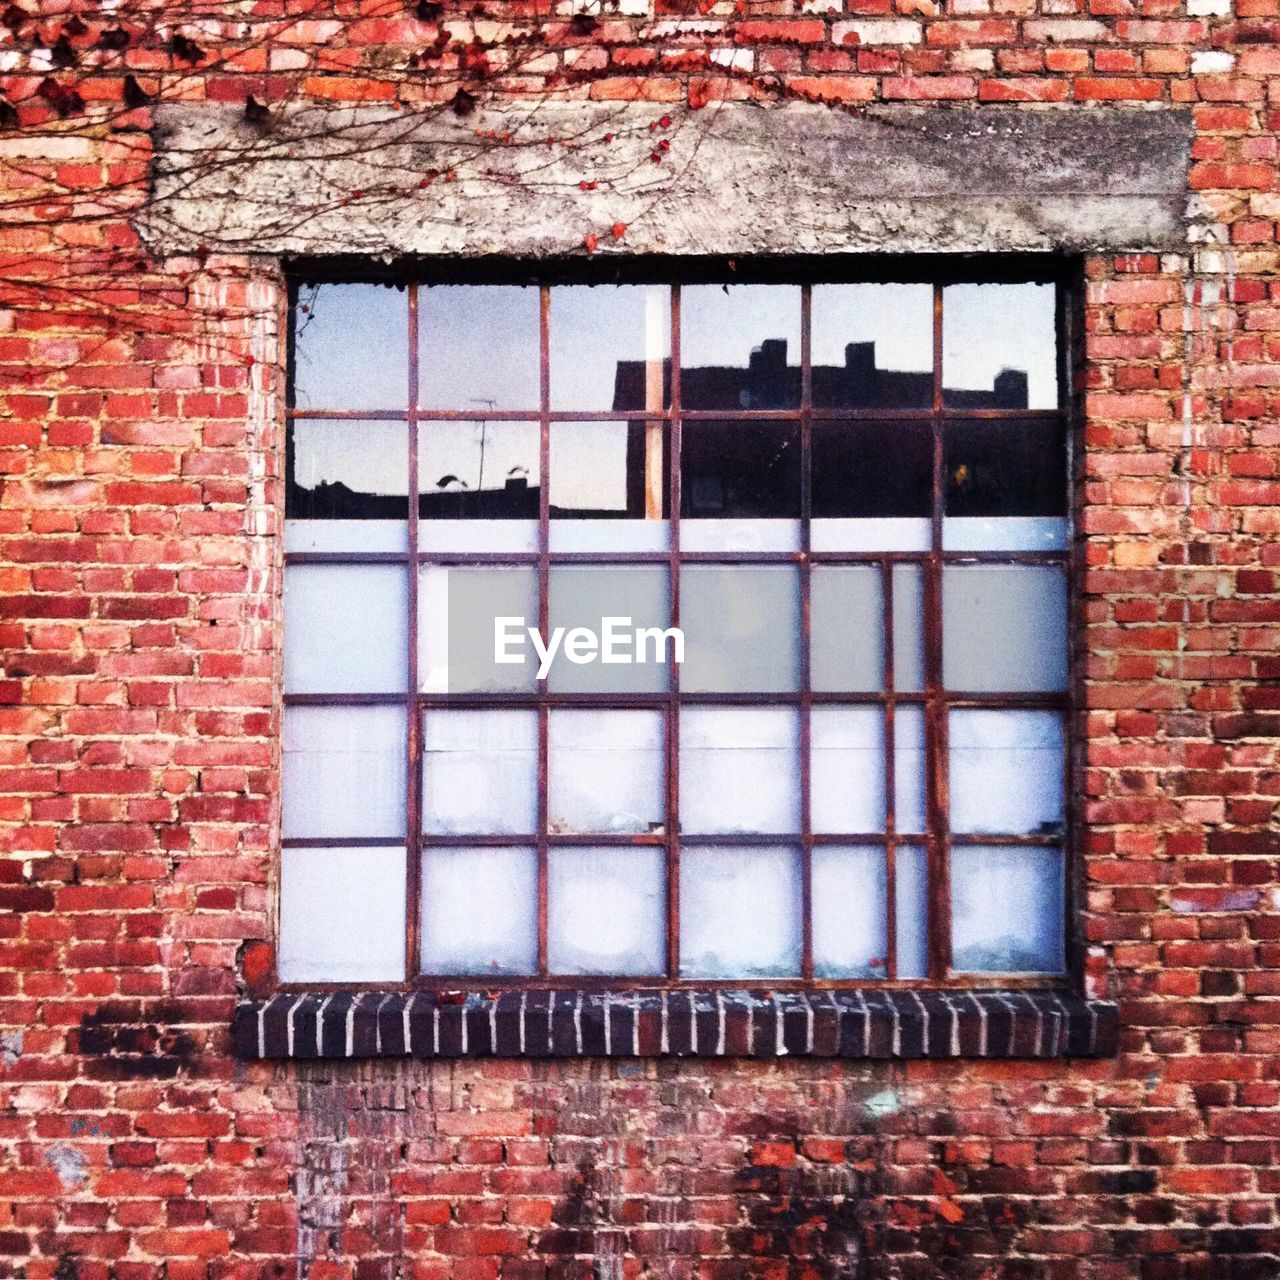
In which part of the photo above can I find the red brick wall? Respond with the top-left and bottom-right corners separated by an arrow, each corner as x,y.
0,0 -> 1278,1275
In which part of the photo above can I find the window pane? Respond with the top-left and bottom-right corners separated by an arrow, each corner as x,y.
282,705 -> 406,839
293,283 -> 408,411
895,844 -> 929,979
280,847 -> 407,983
286,418 -> 408,552
943,282 -> 1057,411
423,710 -> 537,836
894,704 -> 927,834
680,707 -> 800,834
812,846 -> 887,979
952,845 -> 1065,973
420,565 -> 539,694
420,285 -> 540,411
679,846 -> 802,979
812,283 -> 933,410
681,285 -> 801,410
892,564 -> 925,693
811,705 -> 885,834
550,285 -> 670,411
284,564 -> 408,694
942,566 -> 1068,692
420,846 -> 537,976
680,566 -> 800,694
950,709 -> 1065,836
811,566 -> 883,692
548,847 -> 665,976
548,710 -> 663,835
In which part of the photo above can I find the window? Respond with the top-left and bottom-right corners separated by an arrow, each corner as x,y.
280,266 -> 1071,987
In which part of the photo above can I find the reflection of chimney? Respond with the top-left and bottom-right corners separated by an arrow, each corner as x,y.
503,474 -> 529,493
747,338 -> 788,407
994,367 -> 1028,409
844,341 -> 876,405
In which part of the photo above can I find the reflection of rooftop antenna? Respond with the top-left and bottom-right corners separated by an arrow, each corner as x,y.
470,398 -> 497,492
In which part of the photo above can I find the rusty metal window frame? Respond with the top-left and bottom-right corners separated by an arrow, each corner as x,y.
281,259 -> 1077,991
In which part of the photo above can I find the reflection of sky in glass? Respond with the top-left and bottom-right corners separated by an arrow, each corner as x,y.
419,421 -> 539,494
420,286 -> 540,411
551,422 -> 630,511
944,283 -> 1057,409
293,284 -> 408,410
551,286 -> 668,411
681,285 -> 801,374
293,419 -> 408,494
811,283 -> 932,377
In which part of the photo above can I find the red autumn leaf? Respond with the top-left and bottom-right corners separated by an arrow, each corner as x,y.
611,222 -> 626,240
659,114 -> 671,128
584,233 -> 598,254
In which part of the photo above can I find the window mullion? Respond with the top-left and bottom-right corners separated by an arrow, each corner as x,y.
666,284 -> 682,982
537,285 -> 552,978
405,283 -> 422,985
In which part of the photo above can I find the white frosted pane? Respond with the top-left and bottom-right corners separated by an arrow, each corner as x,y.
421,521 -> 539,553
680,519 -> 801,552
548,710 -> 663,834
812,846 -> 888,979
943,516 -> 1069,552
680,567 -> 800,694
283,706 -> 406,839
548,847 -> 665,975
950,709 -> 1065,835
811,566 -> 883,692
893,564 -> 925,693
895,844 -> 929,979
550,285 -> 669,411
284,564 -> 407,694
943,566 -> 1068,692
943,282 -> 1057,411
679,846 -> 802,979
680,707 -> 801,834
423,710 -> 537,835
420,286 -> 540,411
420,846 -> 537,975
952,845 -> 1065,973
550,520 -> 670,552
279,847 -> 407,983
811,706 -> 885,834
294,284 -> 408,410
894,704 -> 927,834
285,520 -> 408,553
811,518 -> 931,552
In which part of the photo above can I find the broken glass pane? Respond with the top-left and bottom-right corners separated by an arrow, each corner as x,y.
293,282 -> 408,411
943,282 -> 1057,411
679,846 -> 802,979
284,564 -> 408,694
422,709 -> 538,835
811,566 -> 883,692
680,566 -> 800,694
942,566 -> 1068,692
279,847 -> 407,983
548,709 -> 664,835
812,846 -> 888,979
282,705 -> 406,839
894,704 -> 927,835
811,705 -> 885,834
420,846 -> 538,975
892,564 -> 926,693
895,844 -> 929,979
548,847 -> 665,976
680,707 -> 801,834
951,844 -> 1065,973
949,709 -> 1065,835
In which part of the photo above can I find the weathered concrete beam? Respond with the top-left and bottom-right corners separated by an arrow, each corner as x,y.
140,101 -> 1194,259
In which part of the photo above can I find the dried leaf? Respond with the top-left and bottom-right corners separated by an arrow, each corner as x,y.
450,87 -> 476,117
244,94 -> 269,124
415,0 -> 442,18
97,26 -> 130,50
0,98 -> 17,129
1,5 -> 26,34
123,74 -> 150,108
170,33 -> 203,64
50,34 -> 76,68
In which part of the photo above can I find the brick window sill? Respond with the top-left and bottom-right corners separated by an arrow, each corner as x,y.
233,989 -> 1118,1061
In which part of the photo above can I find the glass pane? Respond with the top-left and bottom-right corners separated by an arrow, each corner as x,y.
420,565 -> 539,694
811,705 -> 885,834
811,421 -> 932,532
812,846 -> 887,979
894,704 -> 927,835
681,285 -> 801,410
680,707 -> 800,835
548,710 -> 663,835
895,843 -> 929,979
548,847 -> 665,976
943,282 -> 1057,411
420,285 -> 540,411
679,846 -> 802,979
812,283 -> 933,410
550,285 -> 670,411
282,705 -> 406,839
286,418 -> 409,552
811,566 -> 883,692
547,566 -> 671,694
284,564 -> 407,694
423,710 -> 537,836
943,566 -> 1068,692
892,564 -> 925,693
950,709 -> 1065,836
293,283 -> 408,411
952,845 -> 1065,973
680,566 -> 800,694
420,847 -> 537,975
279,847 -> 407,983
